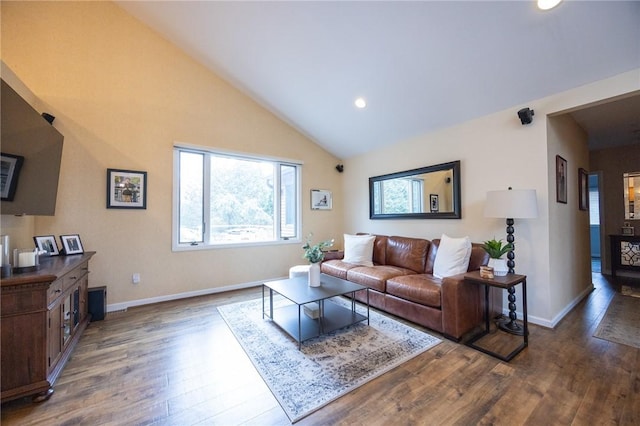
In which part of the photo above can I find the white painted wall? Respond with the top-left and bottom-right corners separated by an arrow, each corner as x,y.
343,69 -> 640,326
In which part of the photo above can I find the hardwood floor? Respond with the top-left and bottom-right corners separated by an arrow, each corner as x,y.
2,272 -> 639,425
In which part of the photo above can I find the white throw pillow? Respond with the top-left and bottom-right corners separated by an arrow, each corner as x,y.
343,234 -> 376,267
433,234 -> 472,279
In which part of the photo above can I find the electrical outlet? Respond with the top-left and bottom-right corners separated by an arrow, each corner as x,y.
132,273 -> 141,284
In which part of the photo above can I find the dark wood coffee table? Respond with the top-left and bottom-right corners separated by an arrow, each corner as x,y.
262,273 -> 369,349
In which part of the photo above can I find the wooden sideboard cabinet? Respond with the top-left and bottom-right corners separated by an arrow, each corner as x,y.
1,252 -> 95,403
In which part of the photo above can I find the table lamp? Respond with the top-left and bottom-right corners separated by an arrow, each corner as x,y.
484,187 -> 538,334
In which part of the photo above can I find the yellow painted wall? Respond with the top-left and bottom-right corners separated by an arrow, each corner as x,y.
1,1 -> 344,307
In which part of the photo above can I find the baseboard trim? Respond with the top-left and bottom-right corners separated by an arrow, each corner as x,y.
500,283 -> 594,329
107,278 -> 596,329
547,283 -> 595,328
106,276 -> 287,313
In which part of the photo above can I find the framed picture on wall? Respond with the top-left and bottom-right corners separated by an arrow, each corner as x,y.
311,189 -> 332,210
578,168 -> 589,211
556,155 -> 567,204
107,168 -> 147,209
430,194 -> 439,212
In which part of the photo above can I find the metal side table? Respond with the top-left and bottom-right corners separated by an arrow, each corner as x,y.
464,271 -> 528,362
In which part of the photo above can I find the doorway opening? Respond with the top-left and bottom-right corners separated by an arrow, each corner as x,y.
589,173 -> 602,273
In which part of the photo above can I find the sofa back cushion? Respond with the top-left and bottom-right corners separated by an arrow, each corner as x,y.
373,235 -> 388,265
425,239 -> 440,273
385,236 -> 430,273
468,244 -> 490,271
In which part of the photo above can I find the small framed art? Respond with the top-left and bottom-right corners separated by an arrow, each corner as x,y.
578,168 -> 589,211
311,189 -> 332,210
34,235 -> 60,256
107,168 -> 147,209
430,194 -> 439,212
60,234 -> 84,255
1,153 -> 24,201
556,155 -> 567,204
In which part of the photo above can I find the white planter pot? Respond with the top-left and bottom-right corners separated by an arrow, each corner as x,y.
488,258 -> 509,276
308,262 -> 321,287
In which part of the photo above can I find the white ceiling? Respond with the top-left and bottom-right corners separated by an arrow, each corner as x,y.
116,1 -> 640,159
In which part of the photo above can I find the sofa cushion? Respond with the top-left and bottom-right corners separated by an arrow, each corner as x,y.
320,259 -> 358,280
346,265 -> 416,292
372,235 -> 388,265
385,236 -> 429,273
468,244 -> 490,271
433,234 -> 471,279
343,234 -> 376,266
386,274 -> 442,308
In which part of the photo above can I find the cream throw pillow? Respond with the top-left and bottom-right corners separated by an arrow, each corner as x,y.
343,234 -> 376,266
433,234 -> 472,279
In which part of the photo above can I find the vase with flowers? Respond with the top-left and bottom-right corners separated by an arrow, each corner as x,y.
482,238 -> 513,276
302,234 -> 334,287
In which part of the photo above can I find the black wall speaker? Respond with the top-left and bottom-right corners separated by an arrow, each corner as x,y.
335,164 -> 344,173
517,107 -> 534,125
41,112 -> 55,124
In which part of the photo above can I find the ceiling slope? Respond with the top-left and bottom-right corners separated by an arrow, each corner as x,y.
116,1 -> 640,158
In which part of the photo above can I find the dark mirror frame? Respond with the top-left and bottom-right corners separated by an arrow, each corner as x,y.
369,160 -> 461,220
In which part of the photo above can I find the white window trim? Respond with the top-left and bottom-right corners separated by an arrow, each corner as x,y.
172,143 -> 302,252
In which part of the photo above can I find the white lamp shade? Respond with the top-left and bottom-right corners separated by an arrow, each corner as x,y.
484,189 -> 538,219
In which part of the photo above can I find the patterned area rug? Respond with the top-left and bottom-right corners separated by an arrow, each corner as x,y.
218,297 -> 441,423
621,285 -> 640,298
594,293 -> 640,349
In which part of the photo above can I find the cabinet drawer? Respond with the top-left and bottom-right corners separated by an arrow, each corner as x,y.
62,262 -> 89,292
47,279 -> 63,304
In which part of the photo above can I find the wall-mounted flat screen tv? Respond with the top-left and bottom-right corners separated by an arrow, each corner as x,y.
1,79 -> 64,216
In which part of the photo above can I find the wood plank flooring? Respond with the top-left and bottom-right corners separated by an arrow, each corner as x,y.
2,272 -> 639,425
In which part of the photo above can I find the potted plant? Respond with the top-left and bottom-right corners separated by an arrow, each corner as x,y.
302,234 -> 334,286
482,238 -> 513,276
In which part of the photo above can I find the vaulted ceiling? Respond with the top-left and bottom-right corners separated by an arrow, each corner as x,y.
116,1 -> 640,159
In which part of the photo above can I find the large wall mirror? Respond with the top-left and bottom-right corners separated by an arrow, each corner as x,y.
369,160 -> 461,219
624,171 -> 640,220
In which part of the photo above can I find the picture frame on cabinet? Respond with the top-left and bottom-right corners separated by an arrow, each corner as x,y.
34,235 -> 60,256
0,153 -> 24,201
107,168 -> 147,209
578,168 -> 589,211
60,234 -> 84,255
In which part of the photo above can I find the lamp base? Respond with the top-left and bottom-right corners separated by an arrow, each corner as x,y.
497,318 -> 527,336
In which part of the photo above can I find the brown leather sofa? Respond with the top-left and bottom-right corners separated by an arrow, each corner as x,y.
321,234 -> 489,341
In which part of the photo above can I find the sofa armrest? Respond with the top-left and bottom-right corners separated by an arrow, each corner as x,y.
322,250 -> 344,261
440,273 -> 484,340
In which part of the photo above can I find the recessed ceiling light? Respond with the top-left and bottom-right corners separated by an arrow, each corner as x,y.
537,0 -> 562,11
354,97 -> 367,109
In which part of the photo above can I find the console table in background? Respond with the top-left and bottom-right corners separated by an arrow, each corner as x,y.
1,252 -> 95,403
610,235 -> 640,278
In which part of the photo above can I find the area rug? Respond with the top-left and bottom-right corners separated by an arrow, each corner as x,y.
621,285 -> 640,298
594,293 -> 640,349
218,297 -> 441,423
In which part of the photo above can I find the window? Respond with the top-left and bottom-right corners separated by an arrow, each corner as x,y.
173,146 -> 301,249
373,177 -> 424,214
